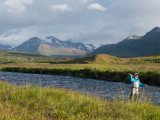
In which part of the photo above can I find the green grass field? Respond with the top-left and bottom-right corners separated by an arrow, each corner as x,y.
0,81 -> 160,120
0,52 -> 159,72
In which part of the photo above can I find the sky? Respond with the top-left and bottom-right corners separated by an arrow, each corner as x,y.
0,0 -> 160,47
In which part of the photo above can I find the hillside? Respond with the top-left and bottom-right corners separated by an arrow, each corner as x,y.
91,27 -> 160,57
38,43 -> 87,56
54,54 -> 160,64
57,54 -> 121,64
0,50 -> 60,63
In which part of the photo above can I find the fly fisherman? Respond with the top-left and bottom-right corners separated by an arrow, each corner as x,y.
128,73 -> 145,101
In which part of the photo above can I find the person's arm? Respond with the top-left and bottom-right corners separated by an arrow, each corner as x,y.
128,73 -> 135,83
138,80 -> 145,87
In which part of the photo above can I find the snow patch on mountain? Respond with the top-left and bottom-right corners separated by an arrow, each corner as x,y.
44,36 -> 53,44
85,44 -> 96,51
127,35 -> 142,40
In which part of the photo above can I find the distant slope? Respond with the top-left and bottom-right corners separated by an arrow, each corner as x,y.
0,50 -> 58,63
92,54 -> 120,63
91,27 -> 160,57
13,37 -> 42,53
0,44 -> 11,50
38,43 -> 87,56
59,53 -> 160,64
1,49 -> 159,66
56,54 -> 121,64
13,36 -> 95,57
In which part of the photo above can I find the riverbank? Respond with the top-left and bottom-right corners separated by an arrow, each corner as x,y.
2,67 -> 160,86
1,72 -> 160,104
0,81 -> 160,120
0,53 -> 160,86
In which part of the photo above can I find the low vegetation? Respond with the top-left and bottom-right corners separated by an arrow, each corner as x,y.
0,51 -> 160,86
0,50 -> 68,63
0,81 -> 160,120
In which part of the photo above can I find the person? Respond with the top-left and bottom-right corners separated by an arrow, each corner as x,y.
128,73 -> 144,101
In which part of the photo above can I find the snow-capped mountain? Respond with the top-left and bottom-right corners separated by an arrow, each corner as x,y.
13,36 -> 95,57
43,36 -> 95,52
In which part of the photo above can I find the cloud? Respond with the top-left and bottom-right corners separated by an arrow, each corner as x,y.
82,0 -> 95,3
0,0 -> 160,47
51,4 -> 73,12
0,29 -> 33,46
88,3 -> 107,11
4,0 -> 33,13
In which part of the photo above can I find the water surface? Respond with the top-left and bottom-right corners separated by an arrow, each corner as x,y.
0,72 -> 159,104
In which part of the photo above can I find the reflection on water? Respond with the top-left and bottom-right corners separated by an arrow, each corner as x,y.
0,72 -> 160,104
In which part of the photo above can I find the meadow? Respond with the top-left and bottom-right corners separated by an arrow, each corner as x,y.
0,81 -> 160,120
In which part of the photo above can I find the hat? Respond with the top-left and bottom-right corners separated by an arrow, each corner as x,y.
134,73 -> 139,78
134,73 -> 138,75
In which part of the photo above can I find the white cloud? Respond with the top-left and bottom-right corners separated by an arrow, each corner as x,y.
4,0 -> 33,13
0,29 -> 33,46
51,4 -> 73,12
88,3 -> 107,11
82,0 -> 95,3
1,0 -> 160,47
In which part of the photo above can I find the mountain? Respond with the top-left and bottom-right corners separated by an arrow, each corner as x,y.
13,37 -> 42,53
91,27 -> 160,57
13,36 -> 95,57
44,36 -> 95,52
0,44 -> 12,50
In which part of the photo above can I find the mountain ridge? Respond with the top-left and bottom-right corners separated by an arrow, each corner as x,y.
13,36 -> 96,57
90,27 -> 160,57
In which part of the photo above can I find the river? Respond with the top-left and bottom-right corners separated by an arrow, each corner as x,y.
0,72 -> 160,104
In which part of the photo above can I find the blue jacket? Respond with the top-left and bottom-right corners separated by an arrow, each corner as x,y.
129,74 -> 144,87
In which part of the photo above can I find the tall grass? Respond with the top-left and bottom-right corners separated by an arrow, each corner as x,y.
0,81 -> 160,120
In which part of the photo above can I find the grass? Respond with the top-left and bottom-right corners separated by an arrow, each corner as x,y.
0,81 -> 160,120
0,51 -> 160,86
0,53 -> 159,73
0,50 -> 69,63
